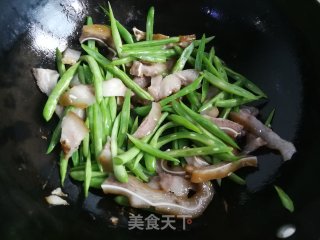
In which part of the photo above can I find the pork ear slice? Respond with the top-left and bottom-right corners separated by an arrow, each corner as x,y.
60,112 -> 89,159
102,175 -> 214,218
187,157 -> 258,183
229,111 -> 296,161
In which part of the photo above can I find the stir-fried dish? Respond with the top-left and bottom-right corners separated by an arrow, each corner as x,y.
33,4 -> 296,217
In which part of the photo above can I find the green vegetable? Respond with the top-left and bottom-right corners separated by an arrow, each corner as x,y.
84,150 -> 92,197
59,152 -> 68,186
178,101 -> 239,148
165,146 -> 231,158
195,34 -> 206,71
108,2 -> 122,55
55,48 -> 66,75
167,114 -> 201,133
86,16 -> 95,49
127,134 -> 180,164
100,6 -> 134,44
172,42 -> 195,73
274,185 -> 294,212
118,89 -> 132,147
146,6 -> 155,41
111,115 -> 128,183
43,62 -> 80,121
81,44 -> 154,101
265,109 -> 275,128
80,55 -> 103,103
122,37 -> 180,49
224,66 -> 267,98
204,70 -> 257,100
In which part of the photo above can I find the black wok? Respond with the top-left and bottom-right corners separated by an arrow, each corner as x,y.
0,0 -> 320,239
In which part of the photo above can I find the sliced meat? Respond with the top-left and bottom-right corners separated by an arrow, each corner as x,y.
102,175 -> 214,218
187,157 -> 258,183
133,102 -> 161,138
60,112 -> 89,159
230,111 -> 296,161
59,84 -> 95,108
130,61 -> 168,77
32,68 -> 59,96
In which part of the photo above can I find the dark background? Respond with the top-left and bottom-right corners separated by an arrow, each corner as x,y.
0,0 -> 319,239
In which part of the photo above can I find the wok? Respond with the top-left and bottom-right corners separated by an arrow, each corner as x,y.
0,0 -> 319,239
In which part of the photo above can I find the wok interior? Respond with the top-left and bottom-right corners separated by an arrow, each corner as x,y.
0,0 -> 319,239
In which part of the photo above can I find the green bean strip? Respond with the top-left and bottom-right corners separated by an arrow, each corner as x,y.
114,113 -> 168,165
59,152 -> 68,186
55,48 -> 66,75
265,108 -> 275,128
83,64 -> 93,84
199,79 -> 243,112
111,56 -> 136,66
274,185 -> 294,212
89,177 -> 106,188
100,6 -> 134,44
157,132 -> 221,148
215,97 -> 257,108
224,66 -> 267,98
178,101 -> 239,149
131,116 -> 139,134
219,107 -> 231,119
202,55 -> 221,78
195,34 -> 206,71
167,114 -> 201,133
126,162 -> 149,182
172,42 -> 195,73
123,48 -> 175,57
132,152 -> 144,169
109,96 -> 117,123
127,134 -> 180,163
111,115 -> 128,182
166,146 -> 231,158
78,65 -> 86,84
122,37 -> 180,49
71,150 -> 79,167
86,16 -> 95,49
84,150 -> 92,197
81,44 -> 154,101
108,3 -> 122,55
213,56 -> 228,81
204,70 -> 257,100
146,6 -> 155,41
160,75 -> 204,106
71,163 -> 100,172
228,173 -> 246,185
201,79 -> 209,103
43,62 -> 80,121
174,46 -> 196,65
46,108 -> 66,154
118,89 -> 132,147
92,104 -> 103,166
80,55 -> 103,103
193,36 -> 215,47
70,170 -> 107,181
82,118 -> 90,158
144,122 -> 177,173
114,195 -> 129,206
100,98 -> 112,142
186,92 -> 201,111
133,54 -> 168,63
